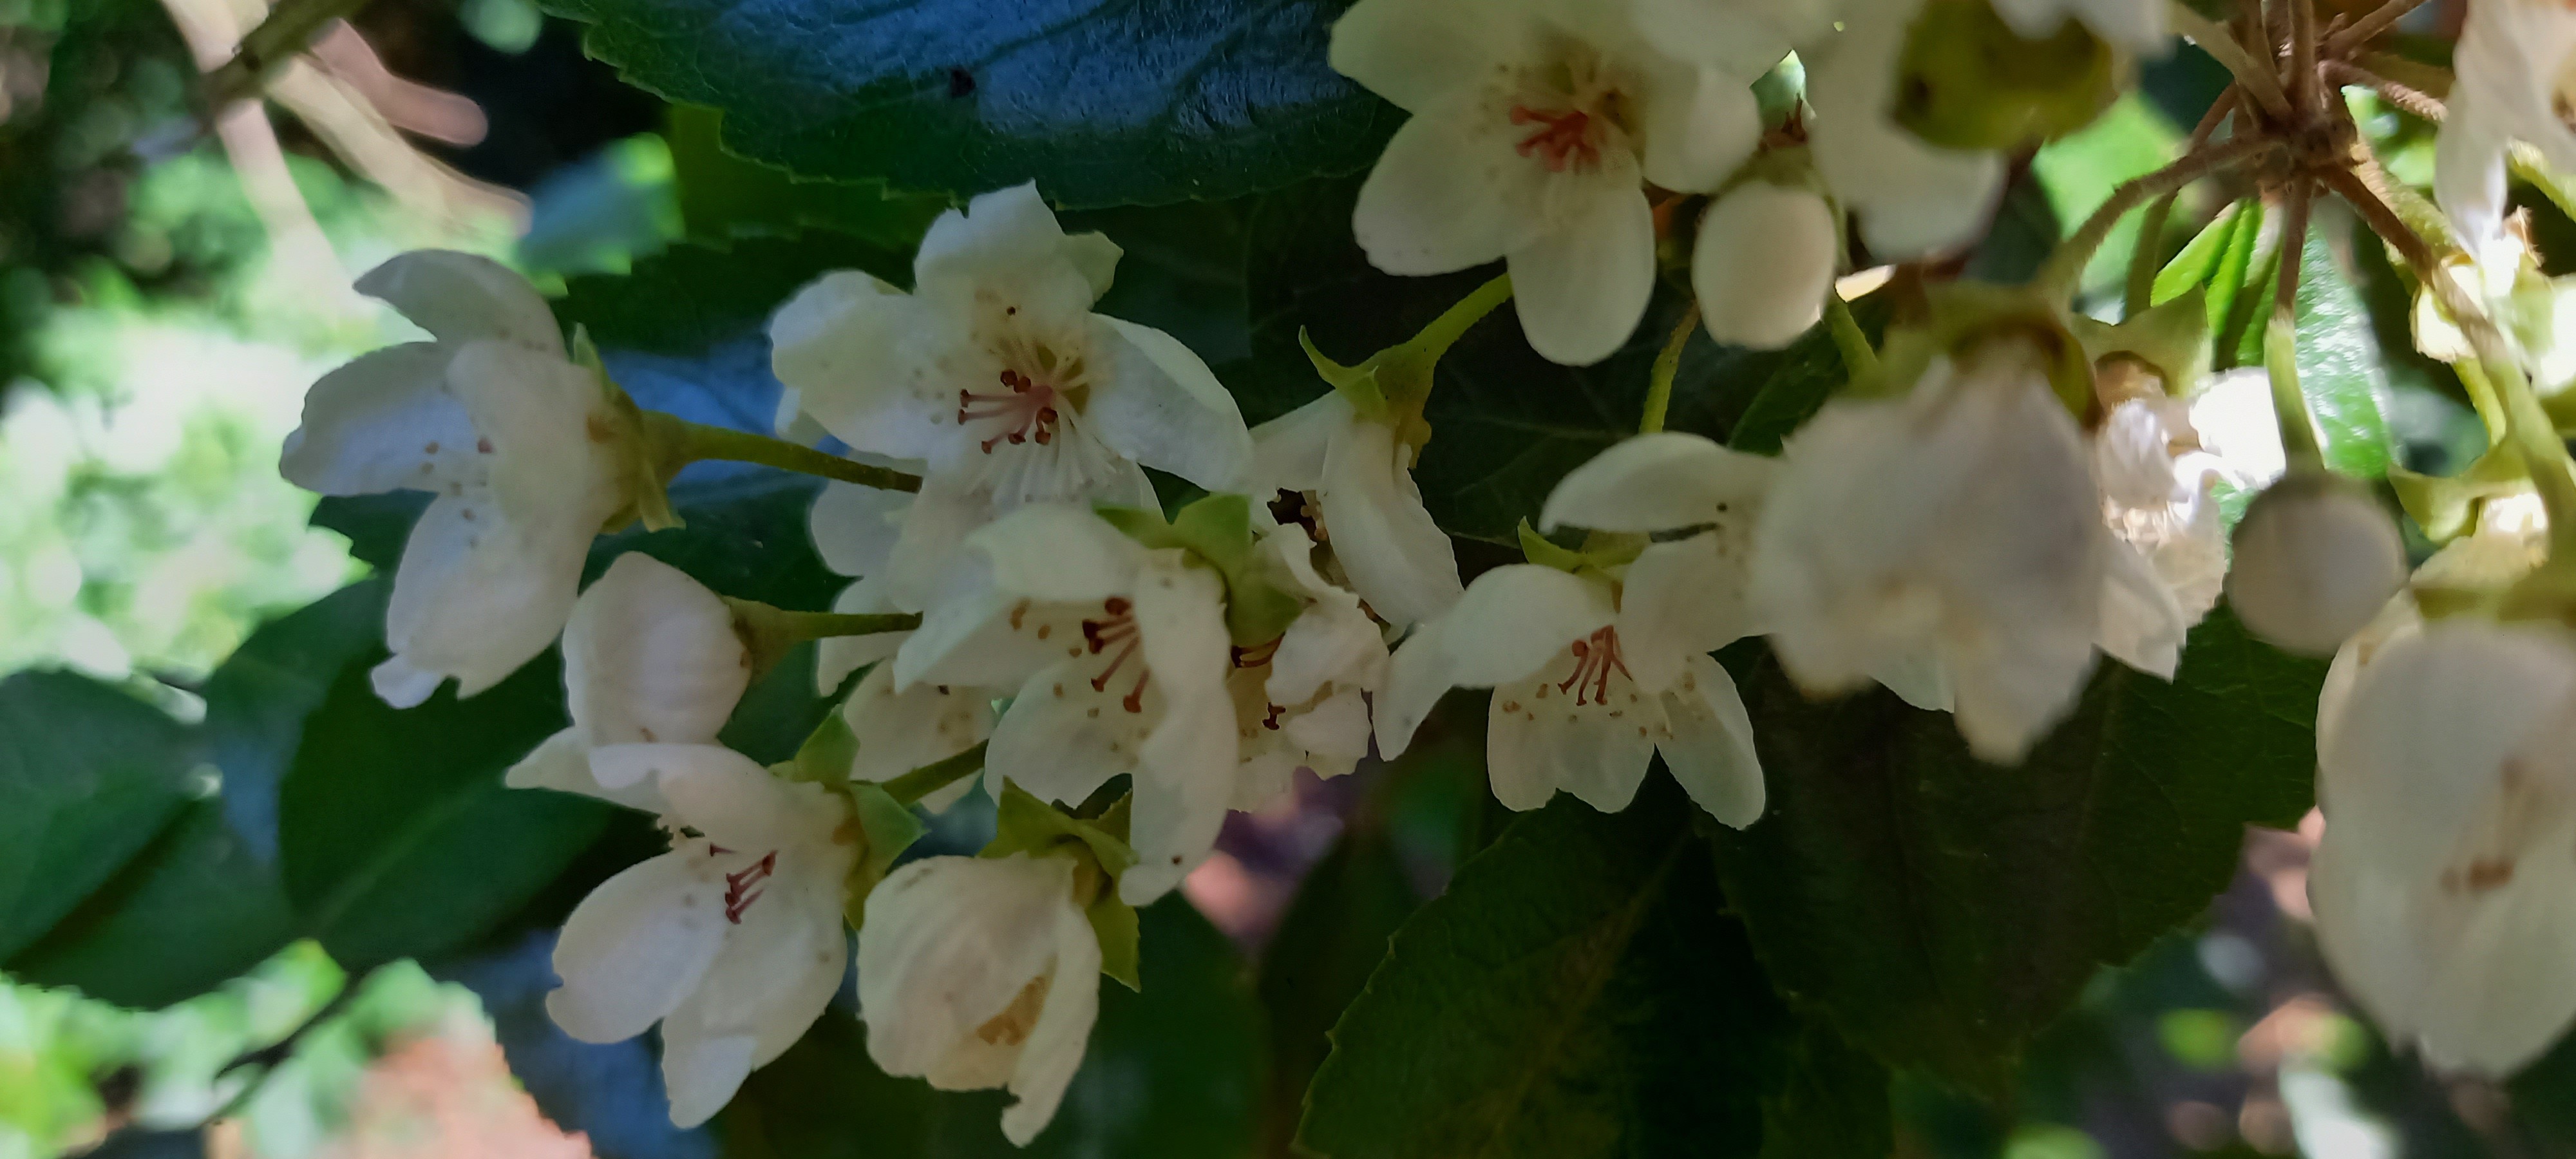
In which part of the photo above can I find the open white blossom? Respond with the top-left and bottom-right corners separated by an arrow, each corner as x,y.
1752,343 -> 2105,762
1376,553 -> 1765,826
281,250 -> 627,708
2090,370 -> 2286,676
858,854 -> 1101,1146
1694,183 -> 1841,350
1539,431 -> 1776,648
2434,0 -> 2576,255
894,504 -> 1238,904
2312,619 -> 2576,1075
771,184 -> 1251,608
506,552 -> 750,813
1230,524 -> 1389,810
1330,0 -> 1760,364
1803,0 -> 2008,259
545,744 -> 856,1127
1247,391 -> 1461,628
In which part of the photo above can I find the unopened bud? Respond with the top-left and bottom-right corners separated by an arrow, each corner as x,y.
1694,184 -> 1838,350
2226,474 -> 2407,655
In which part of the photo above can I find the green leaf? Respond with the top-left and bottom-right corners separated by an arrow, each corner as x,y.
667,104 -> 951,248
1255,818 -> 1423,1155
1711,608 -> 2325,1095
1727,297 -> 1887,457
2287,219 -> 2399,478
2032,95 -> 2183,292
1757,1020 -> 1893,1159
2151,199 -> 2259,335
1298,778 -> 1792,1159
0,670 -> 200,962
277,648 -> 612,973
720,897 -> 1260,1157
1244,176 -> 1789,543
537,0 -> 1399,208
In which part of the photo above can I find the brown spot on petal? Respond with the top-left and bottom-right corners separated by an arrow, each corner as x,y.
974,975 -> 1052,1048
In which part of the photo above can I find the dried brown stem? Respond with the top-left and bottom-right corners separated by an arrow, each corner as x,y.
2172,1 -> 2295,120
2289,0 -> 2321,115
2038,133 -> 2283,294
2326,0 -> 2432,54
2324,61 -> 2445,121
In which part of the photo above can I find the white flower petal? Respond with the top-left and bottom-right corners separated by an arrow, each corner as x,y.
278,343 -> 478,496
914,185 -> 1112,311
357,250 -> 563,356
565,553 -> 750,748
1246,391 -> 1348,495
1540,431 -> 1774,534
969,503 -> 1147,605
1122,553 -> 1241,903
1354,97 -> 1547,276
547,851 -> 729,1044
1086,317 -> 1255,491
843,663 -> 996,785
381,491 -> 587,700
506,728 -> 672,813
1506,176 -> 1656,366
657,1014 -> 757,1130
769,271 -> 947,459
1001,901 -> 1103,1145
810,481 -> 915,579
857,854 -> 1079,1080
1657,655 -> 1765,827
987,658 -> 1151,810
1486,684 -> 1658,811
1319,415 -> 1463,628
1328,0 -> 1520,113
645,744 -> 839,853
1637,64 -> 1760,194
1617,534 -> 1750,693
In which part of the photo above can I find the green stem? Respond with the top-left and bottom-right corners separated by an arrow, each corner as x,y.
2453,359 -> 2512,442
882,741 -> 989,807
2034,135 -> 2278,299
728,601 -> 920,679
1410,273 -> 1515,360
677,420 -> 922,492
1824,294 -> 1879,381
2264,181 -> 2329,472
1640,305 -> 1700,435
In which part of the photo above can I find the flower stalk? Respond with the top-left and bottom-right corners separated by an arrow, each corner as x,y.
880,740 -> 989,807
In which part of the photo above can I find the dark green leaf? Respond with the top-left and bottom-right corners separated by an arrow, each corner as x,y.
537,0 -> 1400,207
668,104 -> 950,249
2289,218 -> 2398,478
1298,778 -> 1791,1159
1712,608 -> 2324,1095
1756,1019 -> 1893,1159
0,670 -> 199,962
1256,819 -> 1423,1156
278,650 -> 611,973
719,897 -> 1262,1158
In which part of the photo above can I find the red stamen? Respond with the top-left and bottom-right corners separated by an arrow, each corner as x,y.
723,851 -> 777,924
956,369 -> 1065,452
1082,599 -> 1151,712
1556,627 -> 1632,706
1510,106 -> 1599,173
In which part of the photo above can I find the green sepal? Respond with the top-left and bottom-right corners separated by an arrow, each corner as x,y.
1871,282 -> 2095,417
1517,520 -> 1588,573
1516,521 -> 1645,578
983,781 -> 1145,988
983,780 -> 1141,877
1097,493 -> 1305,647
724,598 -> 811,684
1300,328 -> 1402,426
2391,448 -> 2533,543
1893,0 -> 2122,152
779,708 -> 860,789
840,781 -> 928,932
2069,288 -> 2208,393
575,326 -> 685,534
1088,889 -> 1143,992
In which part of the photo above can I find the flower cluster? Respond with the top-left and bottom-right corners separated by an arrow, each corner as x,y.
270,0 -> 2576,1134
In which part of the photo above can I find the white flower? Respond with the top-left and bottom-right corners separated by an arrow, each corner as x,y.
2311,619 -> 2576,1075
2227,473 -> 2409,657
808,480 -> 998,812
280,250 -> 627,708
506,552 -> 751,813
857,853 -> 1101,1146
1329,0 -> 1761,364
1247,391 -> 1461,628
894,504 -> 1238,903
2435,0 -> 2576,254
1375,551 -> 1766,825
2317,507 -> 2547,743
1694,182 -> 1841,350
2090,371 -> 2286,677
1751,343 -> 2105,762
545,745 -> 857,1127
1803,0 -> 2007,260
1230,524 -> 1390,810
770,184 -> 1252,608
1539,431 -> 1776,648
1631,0 -> 1817,74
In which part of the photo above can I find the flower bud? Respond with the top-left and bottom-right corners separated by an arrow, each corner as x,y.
2226,474 -> 2408,656
1694,184 -> 1838,350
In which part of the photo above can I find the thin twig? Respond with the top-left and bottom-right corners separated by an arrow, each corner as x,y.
2318,164 -> 2439,276
2289,0 -> 2320,115
2172,1 -> 2295,120
2036,133 -> 2282,294
2127,87 -> 2245,316
2326,0 -> 2432,54
2324,61 -> 2445,121
2265,178 -> 2327,468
